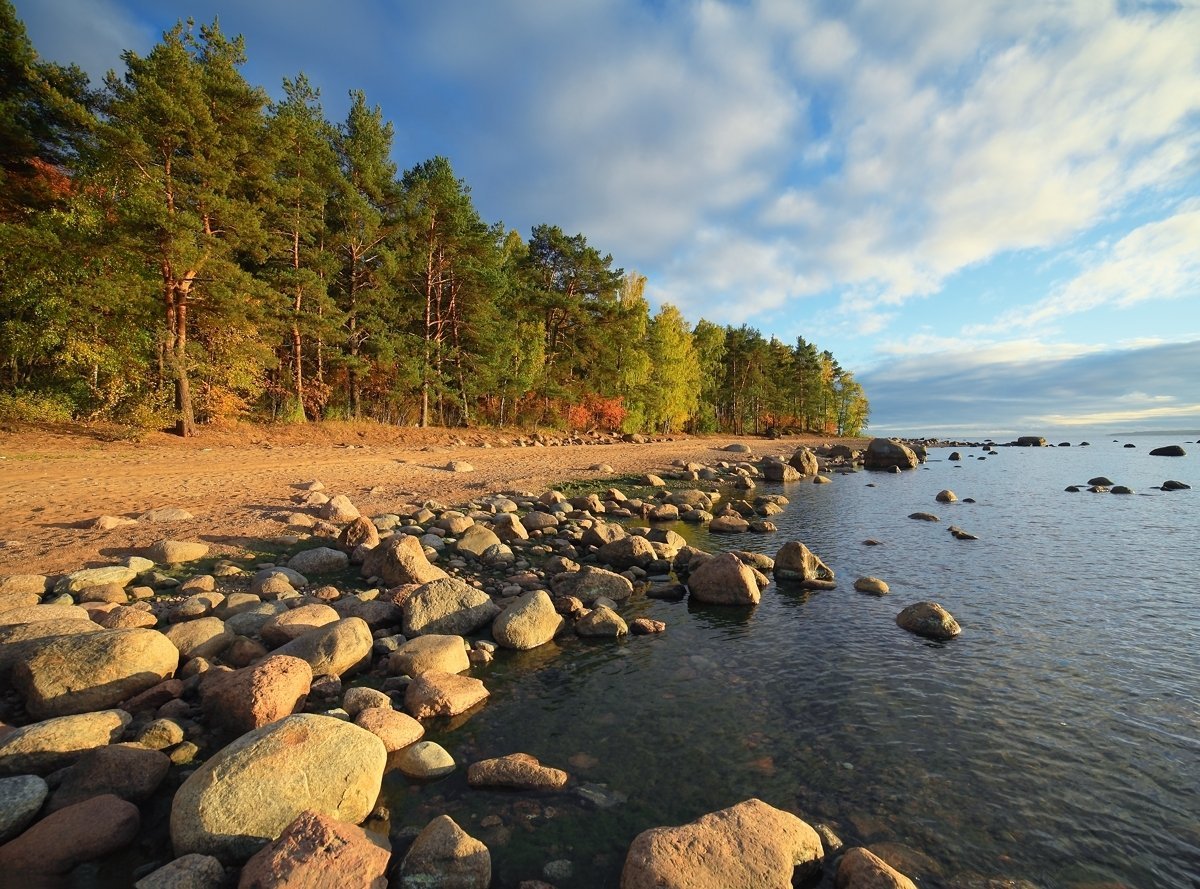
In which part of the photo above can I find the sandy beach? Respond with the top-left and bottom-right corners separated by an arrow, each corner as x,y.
0,422 -> 862,576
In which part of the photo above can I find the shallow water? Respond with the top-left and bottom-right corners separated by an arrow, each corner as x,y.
392,437 -> 1200,888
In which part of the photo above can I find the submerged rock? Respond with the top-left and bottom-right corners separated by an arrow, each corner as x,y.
854,577 -> 890,596
688,552 -> 761,606
467,753 -> 569,791
773,541 -> 835,588
896,602 -> 961,640
399,815 -> 490,889
835,847 -> 918,889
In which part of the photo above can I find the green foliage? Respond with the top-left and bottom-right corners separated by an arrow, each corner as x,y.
0,3 -> 868,436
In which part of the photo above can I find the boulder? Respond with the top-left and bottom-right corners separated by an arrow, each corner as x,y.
631,617 -> 667,634
14,629 -> 178,718
0,618 -> 103,676
456,525 -> 503,559
389,634 -> 469,676
339,516 -> 380,554
402,578 -> 501,638
342,687 -> 392,716
492,591 -> 564,650
935,490 -> 957,503
95,605 -> 158,629
467,753 -> 568,790
330,596 -> 403,630
763,462 -> 801,482
238,809 -> 390,889
596,535 -> 657,570
773,542 -> 836,588
270,617 -> 373,678
52,565 -> 137,595
1016,436 -> 1047,447
354,708 -> 424,752
896,602 -> 961,640
134,854 -> 226,889
404,670 -> 489,719
45,743 -> 170,812
287,547 -> 349,575
521,511 -> 560,532
259,603 -> 341,647
835,847 -> 918,889
170,714 -> 387,861
251,567 -> 308,596
0,574 -> 48,600
854,577 -> 890,596
490,513 -> 529,542
1150,445 -> 1186,457
139,507 -> 194,522
863,438 -> 919,471
0,775 -> 48,843
0,603 -> 91,627
200,655 -> 312,737
1162,480 -> 1191,491
320,495 -> 359,522
148,540 -> 210,564
575,605 -> 629,637
399,815 -> 490,889
788,447 -> 820,476
361,535 -> 448,586
163,617 -> 234,660
0,793 -> 140,875
688,552 -> 761,606
550,565 -> 634,604
0,710 -> 131,775
709,515 -> 750,533
620,798 -> 824,889
393,740 -> 456,778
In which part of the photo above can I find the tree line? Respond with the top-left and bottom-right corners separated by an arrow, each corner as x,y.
0,8 -> 869,437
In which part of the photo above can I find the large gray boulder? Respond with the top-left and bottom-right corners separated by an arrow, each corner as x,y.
0,710 -> 131,775
14,629 -> 179,718
492,591 -> 564,650
361,535 -> 447,586
270,617 -> 373,678
764,461 -> 802,482
402,578 -> 500,637
863,438 -> 919,471
621,798 -> 824,889
0,774 -> 48,843
170,714 -> 386,862
687,552 -> 761,606
550,565 -> 634,604
287,547 -> 349,575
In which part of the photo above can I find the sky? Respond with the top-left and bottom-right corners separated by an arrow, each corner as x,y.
15,0 -> 1200,437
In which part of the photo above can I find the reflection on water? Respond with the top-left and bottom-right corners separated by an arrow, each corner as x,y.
381,439 -> 1200,888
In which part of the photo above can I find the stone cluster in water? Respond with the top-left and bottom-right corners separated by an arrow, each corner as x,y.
0,437 -> 1062,887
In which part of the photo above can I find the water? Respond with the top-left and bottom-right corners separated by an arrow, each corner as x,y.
388,437 -> 1200,888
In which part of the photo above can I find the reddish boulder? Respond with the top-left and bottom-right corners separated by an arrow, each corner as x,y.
0,793 -> 139,875
238,809 -> 389,889
201,655 -> 312,737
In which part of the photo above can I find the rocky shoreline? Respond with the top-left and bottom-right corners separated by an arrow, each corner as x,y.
0,436 -> 1031,888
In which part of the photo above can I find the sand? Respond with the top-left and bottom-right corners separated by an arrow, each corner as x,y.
0,421 -> 862,577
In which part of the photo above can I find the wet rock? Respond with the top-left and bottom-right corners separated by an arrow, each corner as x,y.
935,490 -> 957,503
773,541 -> 836,588
1162,479 -> 1191,491
271,617 -> 373,678
908,512 -> 940,522
361,535 -> 448,587
355,708 -> 425,752
1112,485 -> 1134,495
405,670 -> 489,719
854,577 -> 890,595
688,552 -> 761,606
134,853 -> 226,889
393,740 -> 456,778
399,815 -> 490,889
575,605 -> 628,637
467,753 -> 569,791
492,591 -> 565,650
0,775 -> 48,843
621,798 -> 823,889
200,655 -> 312,737
1149,445 -> 1186,457
0,793 -> 140,875
949,526 -> 978,540
403,578 -> 501,638
631,618 -> 667,635
835,847 -> 917,889
896,602 -> 961,640
239,809 -> 390,888
170,714 -> 386,861
390,634 -> 470,676
45,743 -> 169,812
550,565 -> 633,604
15,628 -> 178,718
1087,476 -> 1114,486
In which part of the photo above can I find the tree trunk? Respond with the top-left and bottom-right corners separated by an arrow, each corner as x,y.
172,295 -> 195,437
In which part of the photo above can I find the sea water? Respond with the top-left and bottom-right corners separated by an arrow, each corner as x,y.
393,436 -> 1200,888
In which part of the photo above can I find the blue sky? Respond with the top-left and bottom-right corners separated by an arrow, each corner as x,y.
16,0 -> 1200,436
